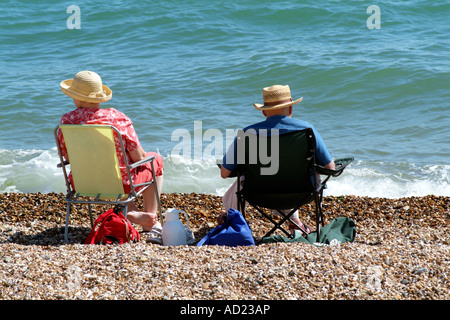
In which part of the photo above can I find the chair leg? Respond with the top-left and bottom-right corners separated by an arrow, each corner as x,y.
122,203 -> 128,217
150,161 -> 163,224
64,203 -> 71,242
315,211 -> 321,243
237,194 -> 245,214
315,193 -> 324,243
88,203 -> 94,228
275,209 -> 299,238
155,190 -> 162,224
256,206 -> 293,239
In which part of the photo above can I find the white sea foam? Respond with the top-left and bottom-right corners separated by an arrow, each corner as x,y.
1,149 -> 448,198
160,156 -> 450,198
324,169 -> 450,198
0,148 -> 65,194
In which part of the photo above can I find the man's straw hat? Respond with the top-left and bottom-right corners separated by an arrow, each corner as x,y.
60,71 -> 112,103
254,85 -> 302,110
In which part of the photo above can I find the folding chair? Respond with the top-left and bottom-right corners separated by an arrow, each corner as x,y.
235,128 -> 353,243
54,124 -> 162,242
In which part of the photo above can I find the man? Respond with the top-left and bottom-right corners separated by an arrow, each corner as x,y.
220,84 -> 335,234
58,70 -> 164,233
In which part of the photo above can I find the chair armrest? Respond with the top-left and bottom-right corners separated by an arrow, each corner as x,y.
216,162 -> 239,178
315,157 -> 354,177
129,155 -> 156,170
57,160 -> 70,168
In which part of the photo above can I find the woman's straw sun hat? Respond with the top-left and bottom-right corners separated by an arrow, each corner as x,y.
254,85 -> 302,110
60,70 -> 112,103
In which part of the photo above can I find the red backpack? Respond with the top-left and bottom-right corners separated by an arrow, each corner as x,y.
84,207 -> 140,245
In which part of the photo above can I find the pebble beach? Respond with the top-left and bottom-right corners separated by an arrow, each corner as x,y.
0,192 -> 448,301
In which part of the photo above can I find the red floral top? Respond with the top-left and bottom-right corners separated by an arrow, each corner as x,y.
57,107 -> 141,186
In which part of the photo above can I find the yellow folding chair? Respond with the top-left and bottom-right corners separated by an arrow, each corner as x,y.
54,124 -> 162,242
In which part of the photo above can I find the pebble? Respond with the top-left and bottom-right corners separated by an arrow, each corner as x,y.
0,192 -> 448,300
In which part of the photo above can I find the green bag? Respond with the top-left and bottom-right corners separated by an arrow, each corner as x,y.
261,217 -> 356,245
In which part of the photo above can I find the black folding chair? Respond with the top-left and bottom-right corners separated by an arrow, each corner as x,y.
234,128 -> 353,243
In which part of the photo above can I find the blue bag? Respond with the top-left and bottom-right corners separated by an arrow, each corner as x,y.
197,208 -> 255,246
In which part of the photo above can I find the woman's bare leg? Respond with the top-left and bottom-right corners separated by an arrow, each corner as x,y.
127,174 -> 163,231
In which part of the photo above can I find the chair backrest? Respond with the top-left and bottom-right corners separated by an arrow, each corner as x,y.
58,124 -> 127,198
239,128 -> 317,195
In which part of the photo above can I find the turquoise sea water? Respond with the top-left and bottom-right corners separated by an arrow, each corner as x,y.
0,1 -> 449,197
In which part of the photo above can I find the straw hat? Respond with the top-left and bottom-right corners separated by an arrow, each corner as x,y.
254,85 -> 302,110
60,71 -> 112,103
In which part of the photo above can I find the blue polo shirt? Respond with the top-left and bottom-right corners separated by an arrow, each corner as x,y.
222,115 -> 333,172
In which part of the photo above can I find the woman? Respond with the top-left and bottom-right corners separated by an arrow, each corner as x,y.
57,70 -> 163,232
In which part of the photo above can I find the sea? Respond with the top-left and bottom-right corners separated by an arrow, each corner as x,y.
0,0 -> 449,199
